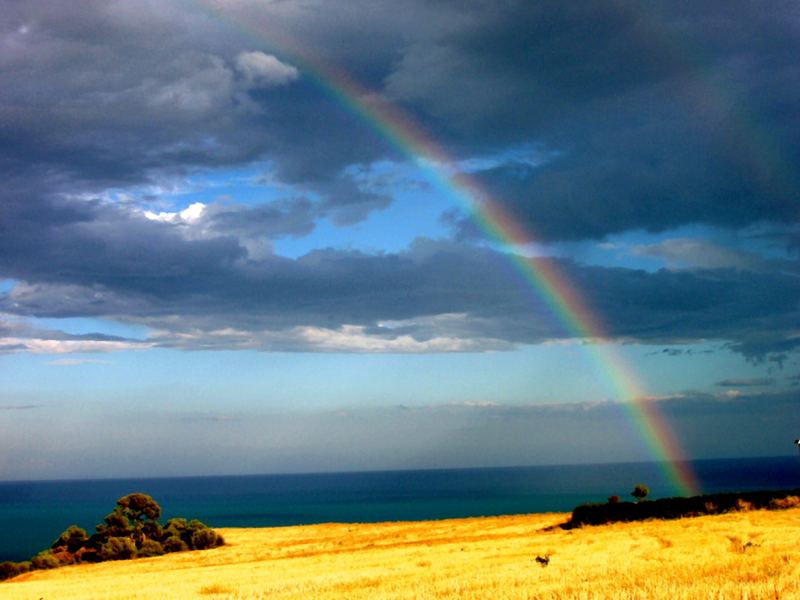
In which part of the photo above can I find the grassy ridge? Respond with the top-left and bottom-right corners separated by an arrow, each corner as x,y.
3,507 -> 800,599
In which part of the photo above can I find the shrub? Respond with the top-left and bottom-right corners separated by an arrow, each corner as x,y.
769,495 -> 800,510
162,535 -> 189,553
52,525 -> 89,553
98,536 -> 138,561
191,527 -> 224,550
138,539 -> 165,557
31,550 -> 61,570
0,561 -> 30,581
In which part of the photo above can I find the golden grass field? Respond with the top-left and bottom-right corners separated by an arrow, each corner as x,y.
4,508 -> 800,599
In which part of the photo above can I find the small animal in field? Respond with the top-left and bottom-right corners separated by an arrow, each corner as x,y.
535,554 -> 550,567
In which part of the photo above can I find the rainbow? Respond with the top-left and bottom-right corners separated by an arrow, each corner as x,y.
192,1 -> 700,496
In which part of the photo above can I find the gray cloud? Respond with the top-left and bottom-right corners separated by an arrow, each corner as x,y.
1,1 -> 798,362
1,218 -> 797,358
398,1 -> 800,240
4,0 -> 799,241
0,1 -> 399,226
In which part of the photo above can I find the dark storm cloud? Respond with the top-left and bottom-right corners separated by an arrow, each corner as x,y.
0,0 -> 400,224
1,1 -> 798,358
388,0 -> 800,240
3,0 -> 799,237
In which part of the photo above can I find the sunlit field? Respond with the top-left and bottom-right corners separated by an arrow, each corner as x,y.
4,508 -> 800,599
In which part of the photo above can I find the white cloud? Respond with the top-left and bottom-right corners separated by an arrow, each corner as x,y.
47,358 -> 112,366
235,51 -> 299,87
295,324 -> 482,352
0,337 -> 147,354
147,322 -> 509,353
143,202 -> 206,224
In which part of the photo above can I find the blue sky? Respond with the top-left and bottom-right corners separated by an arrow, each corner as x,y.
0,0 -> 799,480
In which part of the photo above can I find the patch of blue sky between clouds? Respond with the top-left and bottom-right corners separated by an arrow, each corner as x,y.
170,164 -> 289,208
96,164 -> 288,216
32,317 -> 150,341
276,160 -> 452,257
0,279 -> 15,295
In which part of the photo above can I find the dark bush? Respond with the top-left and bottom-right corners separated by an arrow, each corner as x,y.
1,492 -> 221,581
162,535 -> 189,553
566,487 -> 800,528
138,539 -> 165,557
98,537 -> 137,561
52,525 -> 89,553
0,561 -> 29,581
191,527 -> 224,550
30,550 -> 61,570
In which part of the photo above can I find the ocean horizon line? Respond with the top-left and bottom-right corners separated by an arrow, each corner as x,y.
2,453 -> 795,486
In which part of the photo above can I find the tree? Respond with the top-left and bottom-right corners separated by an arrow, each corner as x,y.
52,525 -> 88,554
113,493 -> 161,535
631,483 -> 649,503
96,493 -> 162,548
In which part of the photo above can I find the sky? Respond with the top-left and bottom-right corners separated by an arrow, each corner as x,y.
0,0 -> 798,482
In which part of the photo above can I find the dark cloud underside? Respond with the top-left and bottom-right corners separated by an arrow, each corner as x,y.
0,0 -> 797,359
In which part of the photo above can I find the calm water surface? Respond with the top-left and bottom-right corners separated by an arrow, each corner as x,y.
1,455 -> 797,562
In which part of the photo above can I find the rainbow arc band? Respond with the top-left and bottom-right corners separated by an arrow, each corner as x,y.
191,1 -> 700,497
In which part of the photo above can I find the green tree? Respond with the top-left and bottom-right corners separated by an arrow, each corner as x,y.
96,493 -> 162,549
631,483 -> 649,503
52,525 -> 88,553
115,493 -> 161,523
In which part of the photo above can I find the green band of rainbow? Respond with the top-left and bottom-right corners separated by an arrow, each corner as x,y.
191,1 -> 700,497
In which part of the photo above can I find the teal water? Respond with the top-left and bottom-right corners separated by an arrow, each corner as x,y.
1,456 -> 797,562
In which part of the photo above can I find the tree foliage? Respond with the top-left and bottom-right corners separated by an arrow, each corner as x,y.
631,484 -> 649,503
0,492 -> 224,582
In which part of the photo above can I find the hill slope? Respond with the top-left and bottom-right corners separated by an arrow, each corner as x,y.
4,509 -> 800,599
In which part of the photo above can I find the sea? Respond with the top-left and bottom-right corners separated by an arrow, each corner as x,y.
1,455 -> 798,562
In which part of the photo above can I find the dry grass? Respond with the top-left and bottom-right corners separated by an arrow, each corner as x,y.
4,508 -> 800,599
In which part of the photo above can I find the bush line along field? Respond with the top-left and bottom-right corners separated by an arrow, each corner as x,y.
567,487 -> 800,527
3,506 -> 800,599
